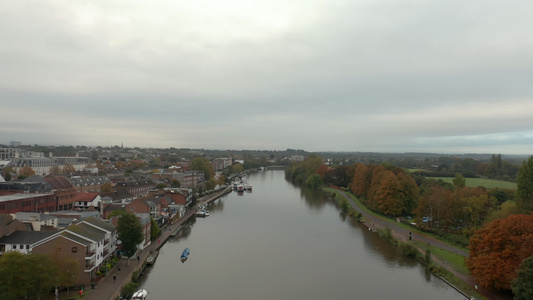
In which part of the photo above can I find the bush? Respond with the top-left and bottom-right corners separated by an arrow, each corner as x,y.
398,242 -> 419,258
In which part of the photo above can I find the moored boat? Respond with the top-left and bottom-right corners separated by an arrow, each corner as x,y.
181,247 -> 190,263
131,289 -> 148,300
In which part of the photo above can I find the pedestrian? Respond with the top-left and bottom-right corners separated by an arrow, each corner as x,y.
78,289 -> 83,299
137,256 -> 140,261
113,275 -> 116,282
118,266 -> 121,272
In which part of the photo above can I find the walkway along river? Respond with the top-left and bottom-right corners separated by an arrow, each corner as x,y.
135,170 -> 469,300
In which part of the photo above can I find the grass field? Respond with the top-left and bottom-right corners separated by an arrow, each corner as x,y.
429,177 -> 517,189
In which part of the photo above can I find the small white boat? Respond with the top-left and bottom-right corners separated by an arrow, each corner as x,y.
131,289 -> 148,300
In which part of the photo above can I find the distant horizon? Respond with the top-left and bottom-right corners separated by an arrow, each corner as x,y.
2,141 -> 531,157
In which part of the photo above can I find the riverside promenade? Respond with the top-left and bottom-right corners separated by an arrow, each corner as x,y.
53,188 -> 231,300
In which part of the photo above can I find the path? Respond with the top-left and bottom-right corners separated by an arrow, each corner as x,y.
335,189 -> 512,300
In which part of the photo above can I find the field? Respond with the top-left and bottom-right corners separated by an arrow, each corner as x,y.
429,177 -> 517,189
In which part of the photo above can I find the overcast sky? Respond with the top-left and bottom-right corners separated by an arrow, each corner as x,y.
1,0 -> 533,154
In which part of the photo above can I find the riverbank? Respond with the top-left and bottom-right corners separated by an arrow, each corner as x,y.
49,187 -> 233,300
326,187 -> 513,300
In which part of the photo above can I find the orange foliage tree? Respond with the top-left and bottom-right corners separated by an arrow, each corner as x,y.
467,214 -> 533,291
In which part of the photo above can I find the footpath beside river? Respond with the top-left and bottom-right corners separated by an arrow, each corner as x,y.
333,188 -> 512,300
50,187 -> 232,300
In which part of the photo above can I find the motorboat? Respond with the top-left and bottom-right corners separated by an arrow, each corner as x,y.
131,289 -> 148,300
181,247 -> 190,263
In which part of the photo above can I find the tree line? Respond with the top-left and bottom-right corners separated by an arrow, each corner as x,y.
286,155 -> 533,297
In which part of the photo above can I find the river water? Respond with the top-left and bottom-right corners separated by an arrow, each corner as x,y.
139,170 -> 466,300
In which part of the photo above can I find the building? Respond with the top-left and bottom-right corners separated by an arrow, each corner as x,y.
212,157 -> 232,171
12,212 -> 59,231
74,193 -> 102,210
32,217 -> 118,285
45,176 -> 77,211
114,179 -> 155,197
0,231 -> 56,255
68,176 -> 112,193
0,193 -> 57,214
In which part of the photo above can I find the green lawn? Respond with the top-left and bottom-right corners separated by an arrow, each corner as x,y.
429,177 -> 517,189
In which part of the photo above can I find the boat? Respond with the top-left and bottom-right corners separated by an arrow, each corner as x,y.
181,248 -> 190,263
146,256 -> 154,265
196,210 -> 209,217
131,289 -> 148,300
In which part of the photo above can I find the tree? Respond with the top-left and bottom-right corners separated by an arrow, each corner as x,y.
117,212 -> 144,265
232,163 -> 244,173
19,166 -> 35,178
171,179 -> 181,188
101,182 -> 112,193
452,172 -> 466,189
0,252 -> 58,300
467,214 -> 533,291
156,183 -> 167,189
517,156 -> 533,210
191,157 -> 215,181
49,165 -> 62,175
150,216 -> 161,240
63,164 -> 76,174
512,255 -> 533,300
306,173 -> 323,188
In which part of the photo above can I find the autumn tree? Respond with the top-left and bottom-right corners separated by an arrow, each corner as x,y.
467,214 -> 533,291
512,255 -> 533,300
100,182 -> 112,193
63,163 -> 76,174
517,156 -> 533,210
18,166 -> 35,178
49,165 -> 62,175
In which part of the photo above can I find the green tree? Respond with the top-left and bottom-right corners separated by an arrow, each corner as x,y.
452,172 -> 466,189
232,163 -> 244,173
517,156 -> 533,210
191,157 -> 215,181
306,173 -> 324,188
156,183 -> 167,189
0,252 -> 58,300
117,212 -> 144,265
150,216 -> 161,240
512,255 -> 533,300
171,179 -> 181,188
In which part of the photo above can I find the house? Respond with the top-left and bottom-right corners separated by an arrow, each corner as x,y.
125,196 -> 162,221
74,193 -> 102,210
12,212 -> 58,231
0,231 -> 56,255
32,217 -> 117,285
0,214 -> 28,238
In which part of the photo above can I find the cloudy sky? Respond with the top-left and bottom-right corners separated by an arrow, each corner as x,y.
1,0 -> 533,154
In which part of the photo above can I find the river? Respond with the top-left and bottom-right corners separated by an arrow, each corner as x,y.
139,170 -> 467,300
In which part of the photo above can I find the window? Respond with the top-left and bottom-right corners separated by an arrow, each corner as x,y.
13,245 -> 16,249
72,247 -> 77,253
